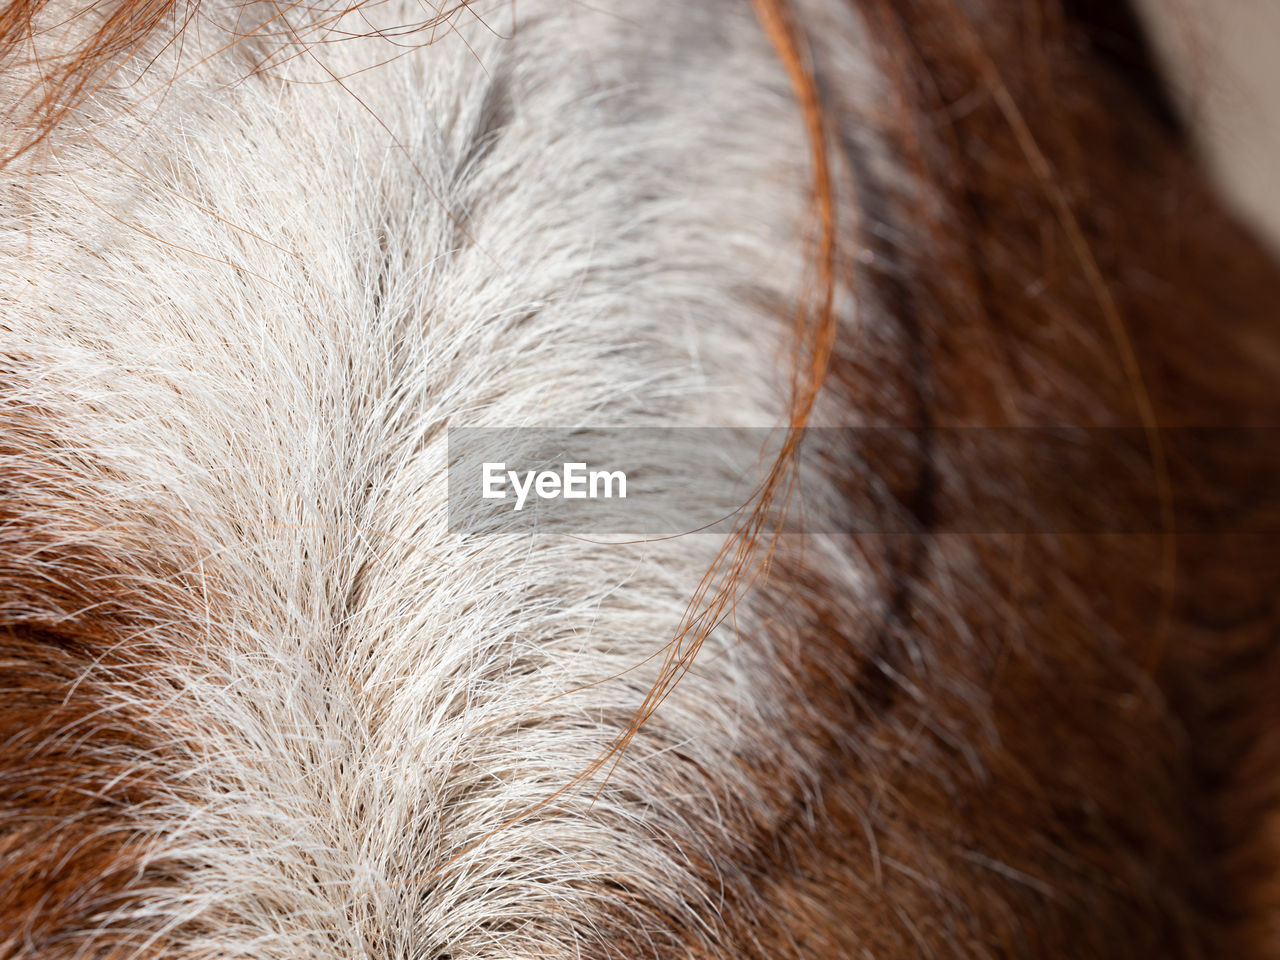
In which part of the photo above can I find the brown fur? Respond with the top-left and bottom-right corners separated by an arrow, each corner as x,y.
709,1 -> 1280,956
0,397 -> 213,957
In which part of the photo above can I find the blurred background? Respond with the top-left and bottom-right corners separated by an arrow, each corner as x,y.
1137,0 -> 1280,252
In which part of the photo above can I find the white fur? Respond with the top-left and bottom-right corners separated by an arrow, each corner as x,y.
0,2 -> 875,955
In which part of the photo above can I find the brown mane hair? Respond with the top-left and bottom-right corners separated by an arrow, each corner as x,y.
0,0 -> 189,161
735,0 -> 1280,956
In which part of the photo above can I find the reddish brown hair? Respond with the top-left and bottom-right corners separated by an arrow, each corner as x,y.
729,1 -> 1280,956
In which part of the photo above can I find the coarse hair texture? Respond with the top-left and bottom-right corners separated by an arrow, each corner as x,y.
2,0 -> 1279,958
